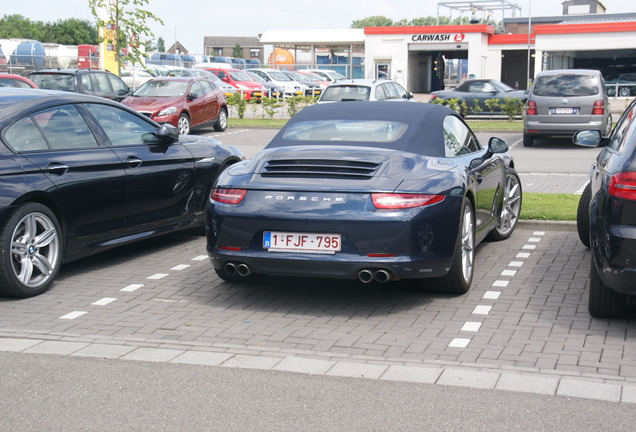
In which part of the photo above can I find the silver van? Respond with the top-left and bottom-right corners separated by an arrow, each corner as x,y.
523,69 -> 612,147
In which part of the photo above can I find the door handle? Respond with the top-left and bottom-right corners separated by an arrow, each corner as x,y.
47,163 -> 69,174
126,156 -> 143,168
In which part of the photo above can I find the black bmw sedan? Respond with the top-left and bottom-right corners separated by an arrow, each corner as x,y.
206,102 -> 522,294
575,98 -> 636,318
0,88 -> 244,298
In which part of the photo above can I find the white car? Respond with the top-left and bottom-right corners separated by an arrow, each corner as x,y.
317,78 -> 414,103
120,68 -> 154,90
303,69 -> 346,83
248,68 -> 304,97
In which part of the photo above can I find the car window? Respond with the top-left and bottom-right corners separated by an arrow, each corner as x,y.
32,104 -> 99,150
191,81 -> 205,97
92,73 -> 112,93
384,83 -> 400,99
4,116 -> 49,152
321,85 -> 370,102
283,120 -> 407,143
85,103 -> 159,147
532,74 -> 600,97
443,115 -> 480,157
391,83 -> 407,98
80,73 -> 94,91
375,84 -> 387,101
31,74 -> 75,91
607,101 -> 636,152
108,74 -> 127,94
14,80 -> 33,89
199,80 -> 215,95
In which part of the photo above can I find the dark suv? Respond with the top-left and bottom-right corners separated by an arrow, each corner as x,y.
29,69 -> 130,101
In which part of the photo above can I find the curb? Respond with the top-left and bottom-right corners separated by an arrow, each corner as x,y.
518,219 -> 576,232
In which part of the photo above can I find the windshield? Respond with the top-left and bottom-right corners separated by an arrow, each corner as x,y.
229,71 -> 253,81
320,85 -> 370,102
133,80 -> 189,97
532,74 -> 600,97
268,71 -> 293,81
283,120 -> 407,143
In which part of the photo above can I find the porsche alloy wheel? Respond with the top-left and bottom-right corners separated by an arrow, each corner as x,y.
177,113 -> 191,135
430,198 -> 475,294
488,170 -> 522,241
0,203 -> 62,298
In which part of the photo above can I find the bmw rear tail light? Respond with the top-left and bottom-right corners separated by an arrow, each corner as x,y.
608,172 -> 636,201
592,100 -> 605,115
371,193 -> 444,209
211,188 -> 247,204
526,101 -> 537,116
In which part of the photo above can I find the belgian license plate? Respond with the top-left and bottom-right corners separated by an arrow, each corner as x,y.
263,231 -> 341,254
551,107 -> 577,114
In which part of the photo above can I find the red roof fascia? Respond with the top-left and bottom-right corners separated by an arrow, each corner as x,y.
489,33 -> 535,45
364,25 -> 494,35
534,22 -> 636,35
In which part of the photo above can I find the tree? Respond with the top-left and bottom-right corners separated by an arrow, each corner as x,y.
156,36 -> 165,52
89,0 -> 164,71
351,16 -> 394,28
43,18 -> 98,45
0,14 -> 44,40
233,43 -> 242,58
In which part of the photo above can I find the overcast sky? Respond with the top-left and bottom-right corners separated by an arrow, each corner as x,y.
2,0 -> 631,53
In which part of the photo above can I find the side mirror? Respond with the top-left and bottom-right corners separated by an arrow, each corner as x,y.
222,76 -> 230,82
187,92 -> 199,101
488,136 -> 509,154
573,130 -> 602,147
156,123 -> 179,142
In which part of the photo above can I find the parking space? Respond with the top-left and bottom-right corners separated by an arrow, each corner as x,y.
1,224 -> 635,402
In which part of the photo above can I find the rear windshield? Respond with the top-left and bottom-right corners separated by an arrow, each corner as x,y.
132,80 -> 189,97
30,74 -> 75,92
321,85 -> 370,102
532,74 -> 600,97
282,120 -> 407,143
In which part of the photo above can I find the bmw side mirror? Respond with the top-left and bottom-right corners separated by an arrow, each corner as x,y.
573,130 -> 602,147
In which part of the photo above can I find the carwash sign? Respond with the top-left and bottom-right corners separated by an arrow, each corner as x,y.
411,33 -> 465,42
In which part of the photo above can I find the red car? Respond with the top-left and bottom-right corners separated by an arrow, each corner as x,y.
205,68 -> 264,101
121,77 -> 227,135
0,73 -> 38,88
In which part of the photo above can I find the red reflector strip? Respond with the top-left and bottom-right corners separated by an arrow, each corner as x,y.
219,246 -> 242,251
609,172 -> 636,201
367,253 -> 397,257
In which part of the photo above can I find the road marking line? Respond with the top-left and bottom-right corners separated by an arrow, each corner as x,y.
522,245 -> 537,250
473,305 -> 492,315
147,273 -> 169,280
516,252 -> 531,259
448,338 -> 471,348
171,264 -> 191,271
60,311 -> 87,320
191,255 -> 208,261
533,231 -> 546,236
92,298 -> 117,306
501,269 -> 516,276
508,261 -> 524,267
528,237 -> 542,242
492,280 -> 509,287
483,291 -> 501,300
121,284 -> 144,292
461,322 -> 482,332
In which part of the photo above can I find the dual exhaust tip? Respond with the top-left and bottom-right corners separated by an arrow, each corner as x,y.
224,262 -> 252,277
357,268 -> 392,284
224,262 -> 392,283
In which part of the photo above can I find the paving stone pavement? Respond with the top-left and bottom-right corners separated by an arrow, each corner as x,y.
1,223 -> 635,404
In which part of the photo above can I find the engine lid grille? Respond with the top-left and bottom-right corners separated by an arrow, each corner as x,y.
262,159 -> 381,179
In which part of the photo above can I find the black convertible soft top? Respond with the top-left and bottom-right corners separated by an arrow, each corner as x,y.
267,101 -> 459,158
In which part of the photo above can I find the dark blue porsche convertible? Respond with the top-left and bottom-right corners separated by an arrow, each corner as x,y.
206,102 -> 522,293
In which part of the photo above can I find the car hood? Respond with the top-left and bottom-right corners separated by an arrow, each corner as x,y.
122,96 -> 183,111
216,145 -> 460,194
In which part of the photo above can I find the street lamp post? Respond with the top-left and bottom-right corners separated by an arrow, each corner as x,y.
526,0 -> 532,89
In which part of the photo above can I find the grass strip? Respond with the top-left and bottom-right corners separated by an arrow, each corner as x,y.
520,193 -> 579,221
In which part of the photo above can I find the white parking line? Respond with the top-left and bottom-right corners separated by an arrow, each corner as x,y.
60,311 -> 87,320
92,298 -> 117,306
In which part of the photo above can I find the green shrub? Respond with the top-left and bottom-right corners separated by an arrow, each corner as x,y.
500,97 -> 524,121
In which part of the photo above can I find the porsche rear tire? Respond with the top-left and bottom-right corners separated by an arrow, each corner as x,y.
430,198 -> 475,294
487,169 -> 522,241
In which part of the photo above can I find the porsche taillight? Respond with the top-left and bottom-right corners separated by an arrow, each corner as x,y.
371,193 -> 444,209
526,101 -> 537,116
592,100 -> 605,115
211,188 -> 247,204
608,172 -> 636,201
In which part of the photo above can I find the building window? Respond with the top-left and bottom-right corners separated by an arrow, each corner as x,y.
214,47 -> 223,56
250,48 -> 260,58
